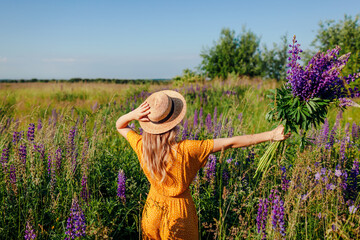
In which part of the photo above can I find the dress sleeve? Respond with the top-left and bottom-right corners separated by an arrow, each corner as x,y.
186,139 -> 214,169
126,130 -> 142,158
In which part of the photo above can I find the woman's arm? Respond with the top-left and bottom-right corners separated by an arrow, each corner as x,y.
116,101 -> 150,140
212,125 -> 290,153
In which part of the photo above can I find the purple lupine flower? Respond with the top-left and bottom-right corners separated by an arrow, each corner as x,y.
226,158 -> 233,164
315,172 -> 321,181
335,169 -> 342,178
271,194 -> 286,238
256,198 -> 269,239
205,154 -> 217,181
55,147 -> 62,172
281,166 -> 290,191
339,98 -> 357,107
326,125 -> 337,150
37,118 -> 42,131
213,107 -> 217,126
34,144 -> 45,159
24,221 -> 36,240
12,131 -> 21,145
1,147 -> 9,173
326,183 -> 336,190
65,198 -> 86,239
246,149 -> 255,164
199,107 -> 203,128
349,205 -> 358,214
237,113 -> 243,123
182,119 -> 188,141
81,174 -> 89,202
9,164 -> 16,184
193,109 -> 198,129
91,102 -> 98,112
318,212 -> 322,219
27,123 -> 35,142
19,145 -> 27,164
320,119 -> 329,145
287,36 -> 357,101
352,122 -> 359,141
340,135 -> 347,161
117,169 -> 126,203
205,113 -> 212,133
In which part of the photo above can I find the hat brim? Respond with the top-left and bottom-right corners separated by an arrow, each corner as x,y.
140,90 -> 186,134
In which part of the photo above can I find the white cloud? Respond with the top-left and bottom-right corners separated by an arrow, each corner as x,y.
0,57 -> 7,62
42,58 -> 76,63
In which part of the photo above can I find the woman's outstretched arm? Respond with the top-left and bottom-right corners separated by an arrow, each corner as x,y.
116,101 -> 150,139
212,125 -> 291,153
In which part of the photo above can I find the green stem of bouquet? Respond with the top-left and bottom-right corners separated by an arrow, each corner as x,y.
254,141 -> 283,179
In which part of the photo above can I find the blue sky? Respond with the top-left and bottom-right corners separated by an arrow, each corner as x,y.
0,0 -> 359,79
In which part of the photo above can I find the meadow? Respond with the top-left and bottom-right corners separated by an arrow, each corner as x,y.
0,78 -> 359,239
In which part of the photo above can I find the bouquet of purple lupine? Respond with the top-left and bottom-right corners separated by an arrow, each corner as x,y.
254,35 -> 360,178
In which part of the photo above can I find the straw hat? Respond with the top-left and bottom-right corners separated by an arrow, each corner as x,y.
140,90 -> 186,134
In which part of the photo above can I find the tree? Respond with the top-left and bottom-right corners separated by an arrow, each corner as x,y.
262,34 -> 289,81
200,27 -> 262,79
311,14 -> 360,77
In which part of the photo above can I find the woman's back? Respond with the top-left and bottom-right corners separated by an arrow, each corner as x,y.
127,130 -> 214,197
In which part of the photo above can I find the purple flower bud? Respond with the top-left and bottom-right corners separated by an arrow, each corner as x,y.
27,123 -> 35,142
65,198 -> 86,239
24,221 -> 36,240
117,169 -> 126,203
18,144 -> 26,164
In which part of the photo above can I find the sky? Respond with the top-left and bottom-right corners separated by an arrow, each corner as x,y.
0,0 -> 359,80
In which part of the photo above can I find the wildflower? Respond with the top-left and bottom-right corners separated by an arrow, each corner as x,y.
12,131 -> 21,145
1,147 -> 9,172
326,183 -> 336,190
193,109 -> 198,129
351,122 -> 358,141
335,169 -> 342,177
9,164 -> 16,184
24,221 -> 36,240
319,119 -> 329,145
81,174 -> 89,202
182,120 -> 188,140
117,169 -> 126,203
256,198 -> 269,239
287,36 -> 357,101
37,119 -> 42,131
318,212 -> 322,219
205,113 -> 212,133
199,107 -> 203,128
65,198 -> 86,239
27,123 -> 35,142
281,166 -> 290,191
226,158 -> 233,164
205,154 -> 217,181
315,172 -> 321,181
349,205 -> 358,214
213,107 -> 217,126
19,145 -> 27,164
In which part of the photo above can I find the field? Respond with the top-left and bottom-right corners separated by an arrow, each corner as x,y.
0,78 -> 359,239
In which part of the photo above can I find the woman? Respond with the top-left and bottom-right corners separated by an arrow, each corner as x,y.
116,90 -> 290,240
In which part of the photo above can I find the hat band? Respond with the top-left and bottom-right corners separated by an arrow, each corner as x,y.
151,99 -> 174,124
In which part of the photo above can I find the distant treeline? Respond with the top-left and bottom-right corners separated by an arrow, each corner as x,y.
0,78 -> 171,84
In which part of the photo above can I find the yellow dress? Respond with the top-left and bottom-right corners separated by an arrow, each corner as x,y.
127,130 -> 214,240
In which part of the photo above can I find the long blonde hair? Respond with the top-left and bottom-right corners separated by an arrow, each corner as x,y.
142,126 -> 178,183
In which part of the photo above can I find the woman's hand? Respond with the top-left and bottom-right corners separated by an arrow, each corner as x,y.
271,125 -> 291,141
131,101 -> 151,122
